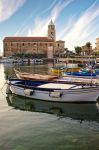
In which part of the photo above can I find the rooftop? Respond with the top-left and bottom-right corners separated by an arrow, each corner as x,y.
3,37 -> 54,42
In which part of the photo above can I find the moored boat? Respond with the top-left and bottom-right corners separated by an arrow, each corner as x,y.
14,69 -> 58,81
14,68 -> 99,85
49,65 -> 80,75
7,79 -> 99,102
0,57 -> 14,63
62,67 -> 99,78
49,66 -> 67,75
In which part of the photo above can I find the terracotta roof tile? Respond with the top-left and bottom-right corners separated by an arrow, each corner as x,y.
3,37 -> 54,42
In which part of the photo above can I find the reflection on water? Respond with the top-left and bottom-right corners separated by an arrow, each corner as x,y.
4,62 -> 54,78
6,93 -> 99,123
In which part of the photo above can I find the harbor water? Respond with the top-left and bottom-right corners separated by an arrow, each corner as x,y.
0,63 -> 99,150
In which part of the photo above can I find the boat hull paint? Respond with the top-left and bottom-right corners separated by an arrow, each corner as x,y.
10,84 -> 99,102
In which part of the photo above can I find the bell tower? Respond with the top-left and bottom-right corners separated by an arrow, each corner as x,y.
48,20 -> 56,41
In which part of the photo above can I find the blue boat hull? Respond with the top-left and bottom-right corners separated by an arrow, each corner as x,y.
65,72 -> 96,77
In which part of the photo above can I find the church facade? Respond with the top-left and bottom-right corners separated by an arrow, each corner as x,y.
3,20 -> 65,58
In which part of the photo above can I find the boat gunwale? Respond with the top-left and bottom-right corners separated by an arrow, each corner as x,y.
9,80 -> 99,93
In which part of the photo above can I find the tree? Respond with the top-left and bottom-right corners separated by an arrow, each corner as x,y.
86,42 -> 91,55
75,46 -> 82,56
86,42 -> 92,64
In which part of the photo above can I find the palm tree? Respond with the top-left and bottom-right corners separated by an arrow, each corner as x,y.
86,42 -> 92,65
86,42 -> 91,55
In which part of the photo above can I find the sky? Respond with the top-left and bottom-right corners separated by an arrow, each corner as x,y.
0,0 -> 99,55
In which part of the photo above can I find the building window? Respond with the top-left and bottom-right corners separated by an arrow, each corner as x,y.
50,43 -> 52,46
34,43 -> 37,46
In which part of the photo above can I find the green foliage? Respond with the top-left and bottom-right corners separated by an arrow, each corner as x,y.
86,42 -> 91,48
75,46 -> 82,55
86,42 -> 91,55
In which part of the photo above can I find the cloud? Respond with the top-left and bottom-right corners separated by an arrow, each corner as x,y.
27,0 -> 74,37
0,0 -> 26,23
51,0 -> 74,22
61,1 -> 99,50
15,0 -> 58,36
57,15 -> 76,40
40,0 -> 58,16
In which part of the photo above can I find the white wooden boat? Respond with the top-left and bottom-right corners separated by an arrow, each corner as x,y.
7,79 -> 99,102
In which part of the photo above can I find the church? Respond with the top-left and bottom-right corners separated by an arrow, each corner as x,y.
3,20 -> 65,58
